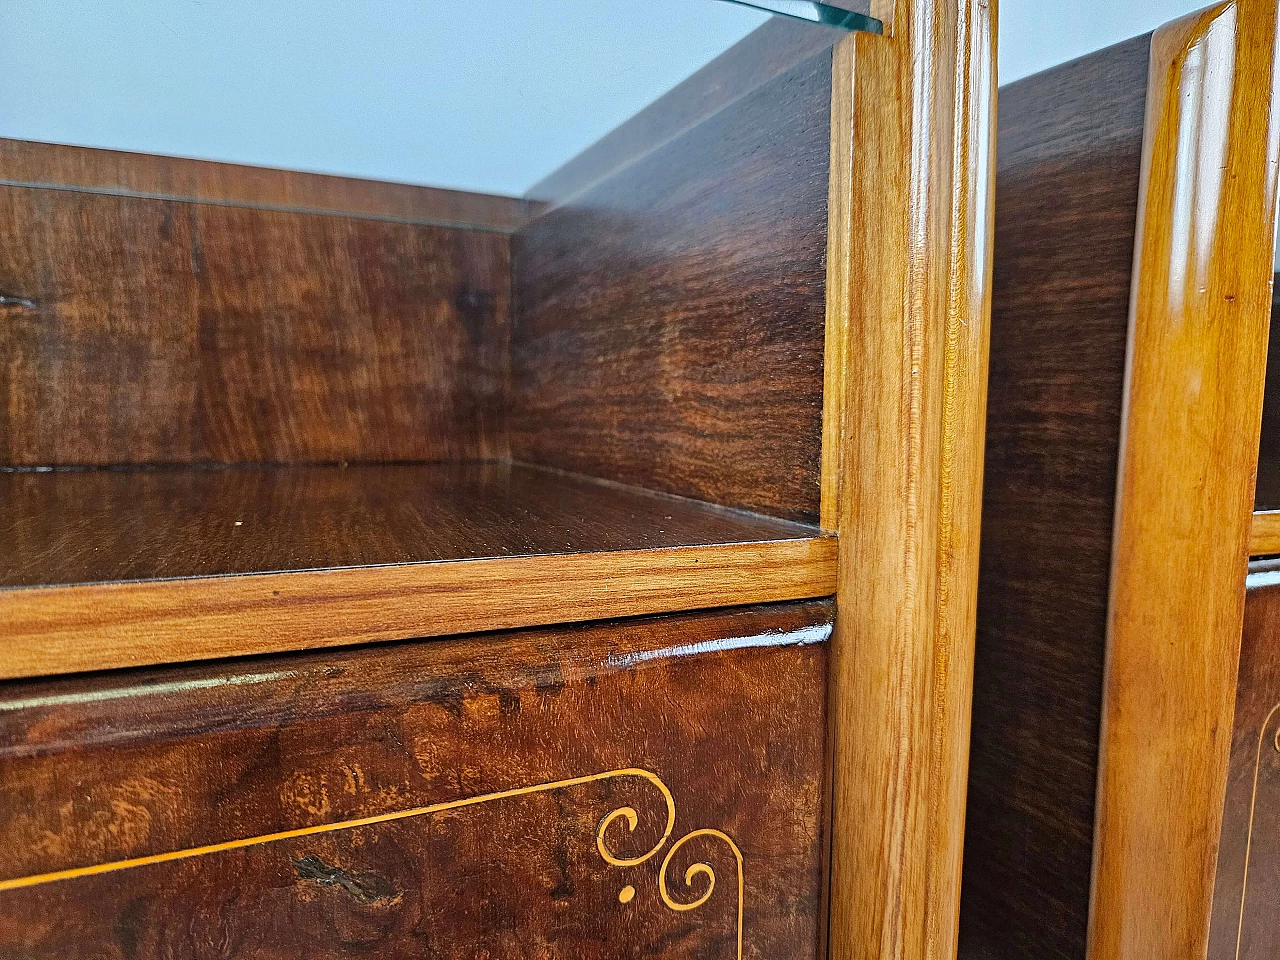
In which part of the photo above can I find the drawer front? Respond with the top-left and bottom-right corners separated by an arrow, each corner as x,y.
0,601 -> 831,959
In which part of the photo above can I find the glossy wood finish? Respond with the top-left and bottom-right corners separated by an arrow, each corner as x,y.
1210,561 -> 1280,960
958,35 -> 1153,960
1090,6 -> 1280,958
0,137 -> 537,231
0,461 -> 825,588
825,1 -> 996,959
0,462 -> 835,679
525,16 -> 849,207
0,601 -> 833,958
0,182 -> 510,467
1253,279 -> 1280,511
1251,511 -> 1280,556
511,49 -> 830,524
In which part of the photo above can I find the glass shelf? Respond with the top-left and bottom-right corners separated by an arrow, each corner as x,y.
721,1 -> 882,33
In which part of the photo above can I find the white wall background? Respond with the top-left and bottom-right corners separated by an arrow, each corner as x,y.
0,1 -> 1222,196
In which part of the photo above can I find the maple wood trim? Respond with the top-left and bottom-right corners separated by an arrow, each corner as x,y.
0,537 -> 837,681
1087,4 -> 1280,958
824,1 -> 997,958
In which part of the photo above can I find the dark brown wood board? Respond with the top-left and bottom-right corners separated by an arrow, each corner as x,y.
511,49 -> 831,525
957,34 -> 1153,960
0,461 -> 824,588
0,137 -> 538,232
525,16 -> 847,207
1254,280 -> 1280,510
0,182 -> 510,467
0,600 -> 833,959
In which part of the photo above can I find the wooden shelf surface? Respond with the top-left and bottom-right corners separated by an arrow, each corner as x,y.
0,461 -> 835,679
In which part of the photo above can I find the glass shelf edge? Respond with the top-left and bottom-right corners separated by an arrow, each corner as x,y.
716,0 -> 883,34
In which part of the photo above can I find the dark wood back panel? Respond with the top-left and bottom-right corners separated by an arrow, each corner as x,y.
1255,283 -> 1280,509
0,147 -> 512,467
957,36 -> 1152,960
1,137 -> 538,231
0,600 -> 832,959
511,50 -> 832,524
525,17 -> 845,208
1211,561 -> 1280,959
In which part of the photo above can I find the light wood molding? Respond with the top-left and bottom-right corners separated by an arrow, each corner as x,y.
1251,510 -> 1280,555
0,537 -> 836,681
824,0 -> 996,958
1088,4 -> 1280,959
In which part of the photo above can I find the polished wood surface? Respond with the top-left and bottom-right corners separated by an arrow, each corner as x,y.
0,601 -> 833,958
0,183 -> 510,467
825,1 -> 996,959
525,16 -> 849,207
1089,5 -> 1280,958
0,461 -> 825,587
1254,279 -> 1280,510
1210,561 -> 1280,959
1251,511 -> 1280,556
0,461 -> 835,679
512,49 -> 830,524
0,137 -> 537,231
958,34 -> 1153,960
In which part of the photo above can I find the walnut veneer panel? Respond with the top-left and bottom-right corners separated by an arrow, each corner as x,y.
957,34 -> 1152,960
0,461 -> 828,588
511,50 -> 831,524
0,184 -> 510,466
0,137 -> 537,231
1255,281 -> 1280,511
0,601 -> 832,959
525,16 -> 848,206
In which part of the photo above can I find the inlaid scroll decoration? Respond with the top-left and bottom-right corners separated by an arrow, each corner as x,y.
0,767 -> 745,958
597,800 -> 745,958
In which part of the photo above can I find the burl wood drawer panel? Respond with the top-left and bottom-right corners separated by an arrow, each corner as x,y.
1212,565 -> 1280,959
0,600 -> 832,959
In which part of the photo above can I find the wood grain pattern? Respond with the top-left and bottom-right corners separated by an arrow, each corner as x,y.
957,34 -> 1153,960
0,184 -> 510,467
0,461 -> 826,587
1251,511 -> 1280,556
0,601 -> 833,958
511,49 -> 831,524
1089,5 -> 1280,959
0,461 -> 835,679
0,137 -> 537,231
1253,279 -> 1280,510
825,2 -> 996,959
525,16 -> 849,207
1210,561 -> 1280,960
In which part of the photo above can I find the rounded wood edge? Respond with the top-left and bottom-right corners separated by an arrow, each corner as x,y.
0,538 -> 837,681
824,0 -> 996,958
1088,3 -> 1280,958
